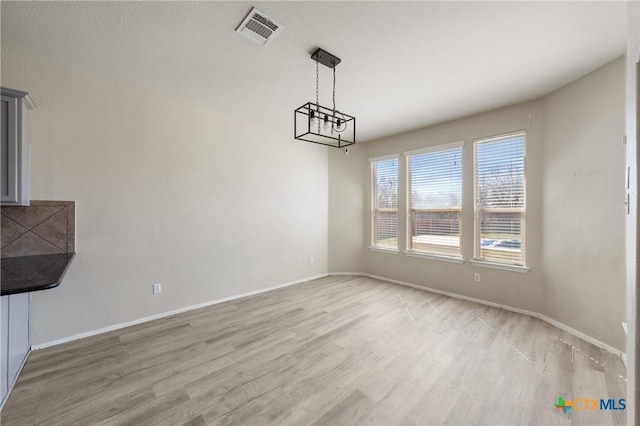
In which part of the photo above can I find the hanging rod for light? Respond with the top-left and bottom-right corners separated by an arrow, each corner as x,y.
294,48 -> 356,148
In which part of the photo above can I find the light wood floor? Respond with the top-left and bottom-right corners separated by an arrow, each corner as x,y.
1,275 -> 627,425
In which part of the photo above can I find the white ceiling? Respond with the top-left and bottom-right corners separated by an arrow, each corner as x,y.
1,1 -> 627,142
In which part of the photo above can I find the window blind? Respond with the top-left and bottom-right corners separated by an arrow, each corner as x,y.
406,143 -> 463,258
371,157 -> 398,249
473,132 -> 526,266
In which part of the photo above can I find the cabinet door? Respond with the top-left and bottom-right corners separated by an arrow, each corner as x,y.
0,95 -> 18,204
1,296 -> 8,402
7,293 -> 29,387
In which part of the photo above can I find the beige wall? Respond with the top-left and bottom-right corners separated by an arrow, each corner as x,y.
329,57 -> 626,351
626,1 -> 640,421
328,145 -> 368,273
1,49 -> 329,346
348,101 -> 546,314
542,58 -> 626,350
1,48 -> 626,352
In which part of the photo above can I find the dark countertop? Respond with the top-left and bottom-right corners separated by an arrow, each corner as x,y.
1,253 -> 75,296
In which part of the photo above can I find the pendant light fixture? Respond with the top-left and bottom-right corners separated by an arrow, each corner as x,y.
294,48 -> 355,148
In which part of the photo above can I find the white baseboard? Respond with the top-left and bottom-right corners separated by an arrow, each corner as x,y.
32,273 -> 329,350
33,271 -> 626,362
332,271 -> 626,359
536,313 -> 623,357
327,272 -> 365,276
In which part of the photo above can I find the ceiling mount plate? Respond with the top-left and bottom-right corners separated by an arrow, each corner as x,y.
311,48 -> 341,69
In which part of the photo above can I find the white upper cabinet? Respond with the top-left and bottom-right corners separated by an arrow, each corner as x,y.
1,88 -> 35,206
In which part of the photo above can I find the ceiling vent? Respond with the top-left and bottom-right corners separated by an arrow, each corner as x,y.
236,7 -> 283,46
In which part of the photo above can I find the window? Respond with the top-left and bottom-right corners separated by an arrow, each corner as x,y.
370,156 -> 399,250
406,142 -> 463,259
473,131 -> 526,266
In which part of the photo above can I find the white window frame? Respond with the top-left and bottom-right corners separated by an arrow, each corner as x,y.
404,141 -> 464,262
472,131 -> 528,271
370,154 -> 399,253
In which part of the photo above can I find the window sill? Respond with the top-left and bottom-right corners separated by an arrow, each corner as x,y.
369,246 -> 400,254
403,251 -> 465,264
470,260 -> 529,273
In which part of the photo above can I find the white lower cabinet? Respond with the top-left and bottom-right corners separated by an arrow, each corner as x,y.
1,296 -> 8,400
0,294 -> 30,409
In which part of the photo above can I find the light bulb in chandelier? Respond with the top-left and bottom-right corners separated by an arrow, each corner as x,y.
332,110 -> 347,133
322,114 -> 330,132
309,110 -> 318,131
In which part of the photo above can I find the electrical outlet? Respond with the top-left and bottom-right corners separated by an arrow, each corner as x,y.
153,283 -> 162,294
474,273 -> 481,282
310,256 -> 314,264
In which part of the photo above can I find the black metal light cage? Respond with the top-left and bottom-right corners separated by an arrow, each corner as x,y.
294,48 -> 355,148
294,102 -> 356,148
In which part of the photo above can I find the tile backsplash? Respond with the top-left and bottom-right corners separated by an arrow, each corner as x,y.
1,201 -> 75,258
